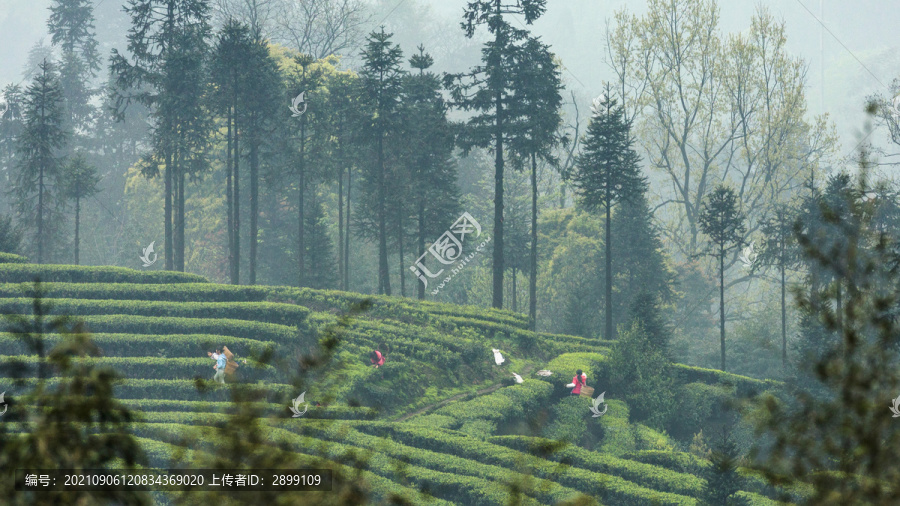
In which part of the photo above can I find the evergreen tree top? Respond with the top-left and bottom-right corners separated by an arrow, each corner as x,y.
699,185 -> 747,249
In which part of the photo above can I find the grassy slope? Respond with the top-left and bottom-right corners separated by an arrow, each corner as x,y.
0,262 -> 791,505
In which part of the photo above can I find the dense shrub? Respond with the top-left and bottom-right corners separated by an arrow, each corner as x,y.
672,363 -> 778,397
608,322 -> 677,431
669,382 -> 734,440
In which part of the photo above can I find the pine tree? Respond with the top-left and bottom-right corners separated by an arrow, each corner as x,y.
0,214 -> 22,254
702,429 -> 749,506
47,0 -> 101,135
698,185 -> 747,371
111,0 -> 213,272
0,84 -> 25,181
359,28 -> 404,295
325,72 -> 362,292
243,32 -> 281,286
61,151 -> 100,264
303,194 -> 337,289
402,45 -> 460,300
569,86 -> 646,340
14,60 -> 69,264
757,204 -> 800,370
610,191 -> 674,338
445,0 -> 548,309
506,35 -> 563,327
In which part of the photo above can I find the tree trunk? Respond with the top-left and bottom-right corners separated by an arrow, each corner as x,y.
226,106 -> 234,283
605,199 -> 613,341
165,151 -> 173,270
529,152 -> 538,331
74,196 -> 80,265
492,82 -> 504,309
781,255 -> 786,371
232,111 -> 240,282
398,206 -> 405,297
417,200 -> 425,300
345,166 -> 352,291
37,161 -> 44,264
338,137 -> 345,291
377,130 -> 390,295
176,159 -> 185,271
298,112 -> 305,287
512,266 -> 517,312
720,245 -> 726,371
249,127 -> 259,285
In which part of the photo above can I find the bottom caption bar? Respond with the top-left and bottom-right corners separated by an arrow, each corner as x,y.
15,469 -> 332,492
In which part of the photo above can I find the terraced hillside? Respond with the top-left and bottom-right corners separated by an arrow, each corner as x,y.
0,256 -> 797,505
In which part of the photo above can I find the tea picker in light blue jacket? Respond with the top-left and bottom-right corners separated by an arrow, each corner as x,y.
207,348 -> 227,384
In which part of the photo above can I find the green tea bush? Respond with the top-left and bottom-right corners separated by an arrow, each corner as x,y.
0,282 -> 272,303
540,395 -> 594,447
358,422 -> 697,505
0,298 -> 309,327
672,363 -> 778,396
0,264 -> 207,284
0,253 -> 27,264
669,382 -> 734,440
621,450 -> 709,475
543,352 -> 609,394
489,435 -> 705,497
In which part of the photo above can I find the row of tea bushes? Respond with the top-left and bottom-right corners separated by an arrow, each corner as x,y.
0,264 -> 207,284
358,421 -> 698,506
292,420 -> 587,505
0,297 -> 309,328
0,282 -> 272,303
490,435 -> 704,497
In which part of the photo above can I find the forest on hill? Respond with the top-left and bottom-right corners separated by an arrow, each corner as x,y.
2,0 -> 900,504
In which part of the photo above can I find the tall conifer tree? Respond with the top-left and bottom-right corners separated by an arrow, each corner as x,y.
445,0 -> 547,309
570,87 -> 646,340
14,60 -> 69,264
699,185 -> 747,371
111,0 -> 212,272
359,28 -> 404,295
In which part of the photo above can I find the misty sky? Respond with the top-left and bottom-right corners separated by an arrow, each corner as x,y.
2,0 -> 899,157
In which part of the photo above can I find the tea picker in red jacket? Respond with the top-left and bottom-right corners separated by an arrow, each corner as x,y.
370,350 -> 385,369
567,369 -> 587,395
